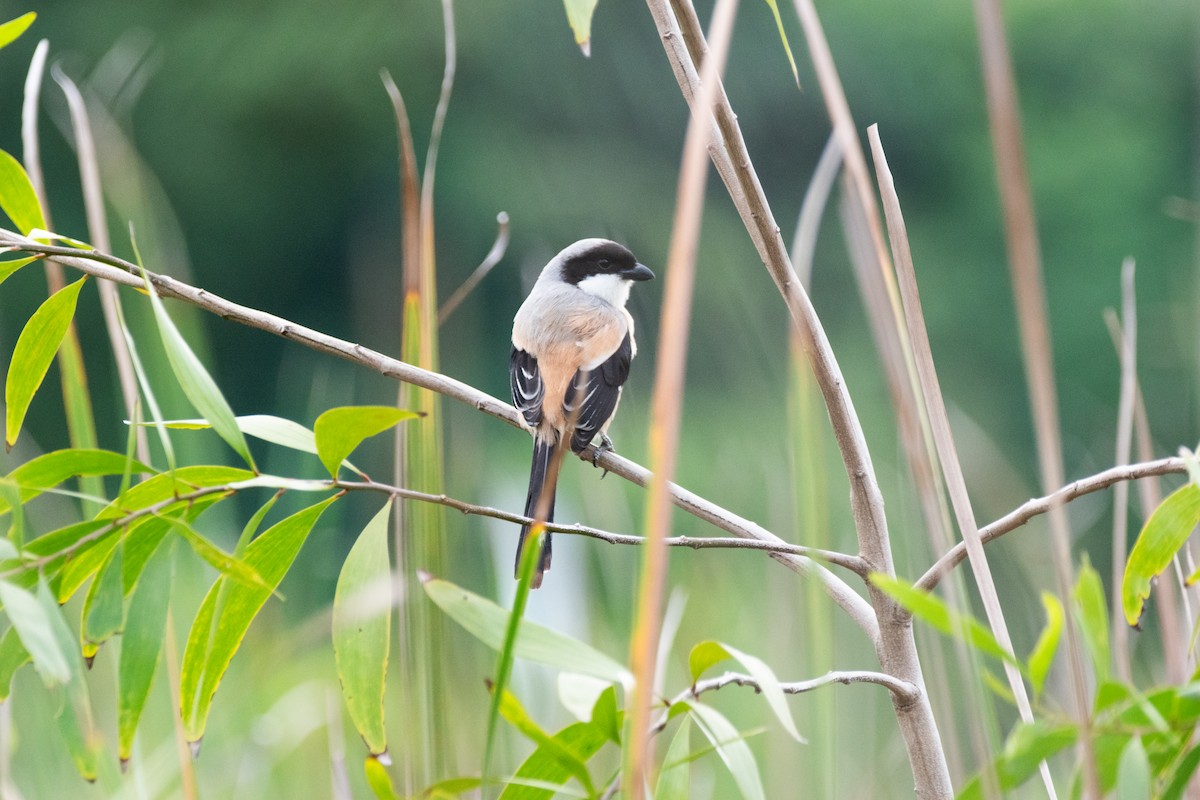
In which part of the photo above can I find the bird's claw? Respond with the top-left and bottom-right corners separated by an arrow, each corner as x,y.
593,435 -> 614,477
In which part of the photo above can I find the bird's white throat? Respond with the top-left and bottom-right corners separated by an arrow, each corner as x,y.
576,273 -> 632,308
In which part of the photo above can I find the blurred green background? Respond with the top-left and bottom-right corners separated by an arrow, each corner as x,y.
0,0 -> 1196,796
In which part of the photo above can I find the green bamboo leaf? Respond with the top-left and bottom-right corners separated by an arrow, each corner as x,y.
498,719 -> 609,800
761,0 -> 799,87
421,575 -> 631,684
683,699 -> 766,800
561,0 -> 599,55
1,448 -> 155,514
0,147 -> 45,234
871,573 -> 1018,665
364,756 -> 400,800
1027,592 -> 1063,696
146,414 -> 366,476
654,716 -> 692,800
0,578 -> 70,685
590,684 -> 620,745
235,492 -> 281,556
1162,744 -> 1200,800
36,579 -> 99,780
81,542 -> 124,660
97,465 -> 251,519
1074,555 -> 1110,681
142,276 -> 256,470
955,722 -> 1078,799
0,12 -> 35,50
333,502 -> 392,756
5,277 -> 87,447
688,640 -> 730,683
686,640 -> 802,742
0,627 -> 30,701
423,777 -> 483,798
180,496 -> 337,743
0,256 -> 36,288
496,687 -> 596,795
164,515 -> 269,591
1123,483 -> 1200,626
117,540 -> 173,764
313,406 -> 419,479
1115,737 -> 1150,800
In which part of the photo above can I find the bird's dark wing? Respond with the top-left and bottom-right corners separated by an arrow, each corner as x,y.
510,347 -> 544,428
566,331 -> 633,453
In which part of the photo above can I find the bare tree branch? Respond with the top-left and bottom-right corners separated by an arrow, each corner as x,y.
917,456 -> 1185,592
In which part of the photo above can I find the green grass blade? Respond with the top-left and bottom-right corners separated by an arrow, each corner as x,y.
141,272 -> 256,471
314,406 -> 418,479
117,539 -> 173,764
761,0 -> 799,86
0,147 -> 45,234
179,495 -> 337,743
1122,482 -> 1200,626
5,276 -> 86,447
333,502 -> 392,756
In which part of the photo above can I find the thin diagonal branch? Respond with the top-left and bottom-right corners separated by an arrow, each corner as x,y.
918,457 -> 1186,592
0,229 -> 878,638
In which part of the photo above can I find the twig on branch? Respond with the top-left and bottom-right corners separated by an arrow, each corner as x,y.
650,669 -> 920,736
917,456 -> 1186,592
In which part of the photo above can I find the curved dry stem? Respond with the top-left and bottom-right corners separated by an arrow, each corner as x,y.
917,456 -> 1185,592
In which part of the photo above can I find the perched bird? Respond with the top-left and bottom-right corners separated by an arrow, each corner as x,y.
510,239 -> 654,588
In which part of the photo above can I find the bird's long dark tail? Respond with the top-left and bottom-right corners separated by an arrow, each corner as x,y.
516,437 -> 557,588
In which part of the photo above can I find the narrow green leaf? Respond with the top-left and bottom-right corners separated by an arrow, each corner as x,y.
81,542 -> 124,658
688,640 -> 730,683
364,756 -> 400,800
143,276 -> 256,470
1027,592 -> 1063,696
236,492 -> 280,556
655,716 -> 692,800
1115,737 -> 1150,800
761,0 -> 799,87
684,699 -> 766,800
424,777 -> 483,798
871,573 -> 1017,665
179,496 -> 336,743
37,580 -> 99,780
0,256 -> 36,288
1162,744 -> 1200,800
0,147 -> 45,234
498,720 -> 609,800
1074,555 -> 1110,681
557,672 -> 611,723
97,465 -> 251,519
333,502 -> 392,756
164,515 -> 269,591
1122,483 -> 1200,626
496,687 -> 596,794
0,578 -> 70,684
146,414 -> 366,476
313,406 -> 418,479
956,722 -> 1078,800
5,277 -> 87,447
561,0 -> 599,55
590,684 -> 620,745
117,540 -> 173,763
422,575 -> 630,684
0,12 -> 35,50
0,625 -> 30,700
1,448 -> 154,514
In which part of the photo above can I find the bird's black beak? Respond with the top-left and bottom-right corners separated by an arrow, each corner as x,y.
624,263 -> 655,282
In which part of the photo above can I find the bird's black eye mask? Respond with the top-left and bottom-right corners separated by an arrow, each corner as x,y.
561,242 -> 638,285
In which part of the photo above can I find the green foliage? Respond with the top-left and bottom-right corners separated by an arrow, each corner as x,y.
332,501 -> 393,756
682,698 -> 766,800
5,276 -> 87,447
1027,592 -> 1063,697
0,147 -> 45,235
561,0 -> 599,54
687,640 -> 802,741
0,12 -> 36,51
1073,556 -> 1111,681
1122,482 -> 1200,627
313,405 -> 419,478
